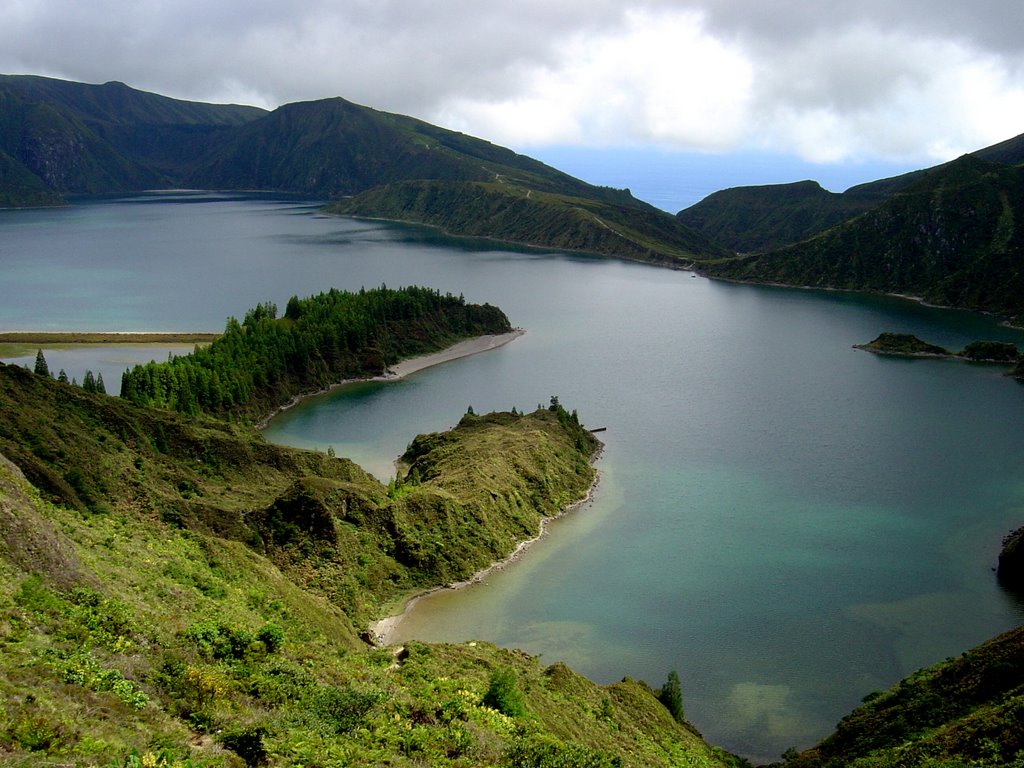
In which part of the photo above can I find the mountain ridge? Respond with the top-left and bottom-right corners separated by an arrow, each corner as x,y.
697,154 -> 1024,317
677,131 -> 1024,254
0,74 -> 726,266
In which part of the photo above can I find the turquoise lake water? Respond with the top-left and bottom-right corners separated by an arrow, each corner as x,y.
3,194 -> 1024,762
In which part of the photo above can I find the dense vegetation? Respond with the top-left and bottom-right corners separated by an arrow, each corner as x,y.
185,97 -> 637,206
777,625 -> 1024,768
855,332 -> 1022,367
119,286 -> 511,421
677,132 -> 1024,255
0,75 -> 639,210
700,156 -> 1024,318
0,357 -> 747,767
676,179 -> 893,253
328,179 -> 729,265
853,333 -> 954,357
0,75 -> 263,202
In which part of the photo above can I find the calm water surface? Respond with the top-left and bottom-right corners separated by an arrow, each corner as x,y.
3,194 -> 1024,763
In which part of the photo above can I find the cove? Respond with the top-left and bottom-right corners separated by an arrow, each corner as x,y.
4,195 -> 1024,763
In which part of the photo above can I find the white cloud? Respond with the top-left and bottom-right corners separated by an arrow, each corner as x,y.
3,1 -> 1024,165
436,10 -> 754,149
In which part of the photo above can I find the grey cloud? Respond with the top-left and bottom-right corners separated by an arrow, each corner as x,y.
3,0 -> 1023,161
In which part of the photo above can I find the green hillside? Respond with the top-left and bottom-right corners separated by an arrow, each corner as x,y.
779,625 -> 1024,768
186,96 -> 638,204
699,155 -> 1024,317
328,179 -> 730,265
0,356 -> 747,767
0,75 -> 646,210
676,130 -> 1024,254
676,179 -> 888,253
0,76 -> 266,202
0,75 -> 725,267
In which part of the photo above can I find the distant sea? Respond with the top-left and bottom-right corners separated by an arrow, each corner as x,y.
526,146 -> 923,212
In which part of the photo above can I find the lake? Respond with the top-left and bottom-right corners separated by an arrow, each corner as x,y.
3,194 -> 1024,763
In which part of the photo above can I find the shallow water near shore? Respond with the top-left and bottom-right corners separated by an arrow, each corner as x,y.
4,195 -> 1024,763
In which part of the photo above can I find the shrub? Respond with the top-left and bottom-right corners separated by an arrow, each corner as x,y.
256,623 -> 284,653
220,725 -> 269,767
483,668 -> 526,718
504,734 -> 622,767
311,685 -> 382,734
658,670 -> 684,723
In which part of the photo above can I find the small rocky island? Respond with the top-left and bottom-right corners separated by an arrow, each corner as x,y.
855,332 -> 1021,366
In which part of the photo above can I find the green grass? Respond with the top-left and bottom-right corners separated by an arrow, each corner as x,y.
0,364 -> 735,767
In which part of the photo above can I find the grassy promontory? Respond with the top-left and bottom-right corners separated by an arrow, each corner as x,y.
0,354 -> 740,767
326,179 -> 730,267
120,286 -> 513,423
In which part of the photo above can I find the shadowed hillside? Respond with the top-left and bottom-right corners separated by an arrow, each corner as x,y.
678,130 -> 1024,254
698,155 -> 1024,318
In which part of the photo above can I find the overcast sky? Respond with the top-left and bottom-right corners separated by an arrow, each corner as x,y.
5,0 -> 1024,171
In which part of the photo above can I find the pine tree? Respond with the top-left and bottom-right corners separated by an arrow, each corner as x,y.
33,349 -> 50,377
96,372 -> 106,395
57,369 -> 69,384
83,370 -> 97,393
658,670 -> 684,723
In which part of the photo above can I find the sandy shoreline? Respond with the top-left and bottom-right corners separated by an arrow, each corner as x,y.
255,329 -> 524,430
368,449 -> 603,647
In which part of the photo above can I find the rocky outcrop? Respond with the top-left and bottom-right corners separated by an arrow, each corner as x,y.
997,526 -> 1024,589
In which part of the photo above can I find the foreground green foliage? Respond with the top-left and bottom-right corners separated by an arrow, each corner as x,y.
120,286 -> 511,421
779,626 -> 1024,768
0,359 -> 738,766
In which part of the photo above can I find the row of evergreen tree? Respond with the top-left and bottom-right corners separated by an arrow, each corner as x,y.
31,349 -> 106,393
119,285 -> 512,419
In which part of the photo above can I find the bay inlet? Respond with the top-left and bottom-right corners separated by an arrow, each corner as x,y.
4,195 -> 1024,762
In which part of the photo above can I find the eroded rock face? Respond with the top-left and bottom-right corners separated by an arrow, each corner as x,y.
997,526 -> 1024,590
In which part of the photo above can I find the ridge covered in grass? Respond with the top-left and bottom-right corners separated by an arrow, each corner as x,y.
0,357 -> 740,767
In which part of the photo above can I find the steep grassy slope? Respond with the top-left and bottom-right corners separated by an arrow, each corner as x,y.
329,179 -> 730,265
780,625 -> 1024,768
187,96 -> 637,205
0,76 -> 266,203
699,155 -> 1024,317
676,180 -> 888,253
0,362 -> 596,626
0,362 -> 741,766
0,148 -> 63,207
